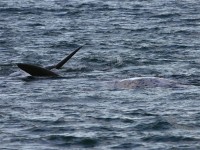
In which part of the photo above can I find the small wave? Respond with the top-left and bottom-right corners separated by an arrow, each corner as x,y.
125,109 -> 158,117
0,7 -> 42,15
111,143 -> 143,149
142,134 -> 200,142
152,13 -> 181,19
93,116 -> 135,124
62,66 -> 92,73
27,23 -> 44,27
49,41 -> 79,49
135,118 -> 173,131
46,135 -> 98,148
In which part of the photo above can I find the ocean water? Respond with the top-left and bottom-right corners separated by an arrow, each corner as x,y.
0,0 -> 200,149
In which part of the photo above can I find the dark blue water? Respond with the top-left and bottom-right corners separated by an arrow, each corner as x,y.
1,0 -> 200,149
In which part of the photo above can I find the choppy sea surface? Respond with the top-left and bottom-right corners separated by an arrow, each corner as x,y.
1,0 -> 200,149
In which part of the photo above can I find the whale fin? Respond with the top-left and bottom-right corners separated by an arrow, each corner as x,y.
17,45 -> 84,77
45,45 -> 84,70
55,45 -> 84,69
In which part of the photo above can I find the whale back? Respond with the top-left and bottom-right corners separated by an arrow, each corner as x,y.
112,77 -> 183,89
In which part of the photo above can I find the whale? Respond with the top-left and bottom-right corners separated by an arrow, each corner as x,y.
16,45 -> 187,89
17,45 -> 83,77
110,77 -> 186,89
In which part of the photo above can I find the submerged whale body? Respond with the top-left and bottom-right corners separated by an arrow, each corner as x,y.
111,77 -> 184,89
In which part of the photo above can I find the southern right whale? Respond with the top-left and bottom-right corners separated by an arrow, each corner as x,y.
16,45 -> 187,89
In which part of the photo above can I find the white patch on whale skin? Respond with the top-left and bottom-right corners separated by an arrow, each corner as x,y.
9,71 -> 29,77
112,77 -> 184,89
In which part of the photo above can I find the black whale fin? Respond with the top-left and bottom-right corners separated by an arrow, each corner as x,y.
55,45 -> 84,69
17,45 -> 84,76
17,63 -> 59,77
45,45 -> 84,70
